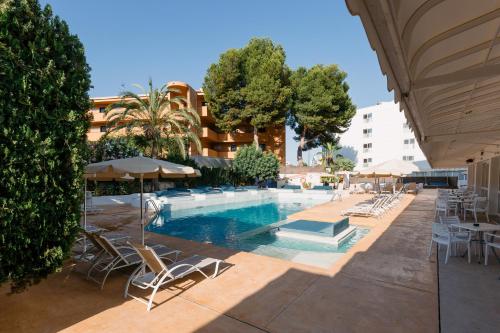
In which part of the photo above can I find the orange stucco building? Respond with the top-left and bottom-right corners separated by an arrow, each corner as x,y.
87,81 -> 286,163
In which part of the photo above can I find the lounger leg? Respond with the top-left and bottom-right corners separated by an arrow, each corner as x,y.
211,260 -> 222,278
147,284 -> 162,312
124,264 -> 145,299
485,212 -> 490,223
485,245 -> 489,266
428,240 -> 434,258
100,258 -> 121,290
474,211 -> 478,223
87,253 -> 107,279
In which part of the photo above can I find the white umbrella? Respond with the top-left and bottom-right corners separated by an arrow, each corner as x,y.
356,159 -> 420,193
84,156 -> 200,245
357,159 -> 420,177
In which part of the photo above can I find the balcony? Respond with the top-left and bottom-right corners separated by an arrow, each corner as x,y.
201,127 -> 218,141
202,147 -> 219,157
218,151 -> 236,159
218,132 -> 253,143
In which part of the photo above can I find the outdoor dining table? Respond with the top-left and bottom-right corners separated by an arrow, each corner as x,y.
457,223 -> 500,263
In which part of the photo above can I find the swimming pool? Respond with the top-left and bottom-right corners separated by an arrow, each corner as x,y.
146,198 -> 369,267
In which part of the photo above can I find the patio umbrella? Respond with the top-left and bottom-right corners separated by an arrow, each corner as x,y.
356,159 -> 420,193
84,156 -> 200,245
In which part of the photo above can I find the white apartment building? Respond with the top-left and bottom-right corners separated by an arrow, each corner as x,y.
338,101 -> 430,171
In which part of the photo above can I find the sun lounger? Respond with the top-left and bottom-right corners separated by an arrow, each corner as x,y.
86,234 -> 180,289
125,244 -> 223,311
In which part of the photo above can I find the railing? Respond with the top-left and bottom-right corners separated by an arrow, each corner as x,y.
143,199 -> 160,228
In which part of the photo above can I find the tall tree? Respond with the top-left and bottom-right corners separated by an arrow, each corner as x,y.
289,65 -> 356,165
105,79 -> 202,159
203,38 -> 292,146
0,0 -> 91,291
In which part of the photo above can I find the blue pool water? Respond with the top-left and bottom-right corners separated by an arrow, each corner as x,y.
147,200 -> 308,245
146,199 -> 370,263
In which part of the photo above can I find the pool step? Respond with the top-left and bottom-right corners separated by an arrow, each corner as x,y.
275,226 -> 357,246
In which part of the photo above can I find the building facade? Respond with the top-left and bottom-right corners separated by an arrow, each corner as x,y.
87,81 -> 286,163
338,101 -> 429,171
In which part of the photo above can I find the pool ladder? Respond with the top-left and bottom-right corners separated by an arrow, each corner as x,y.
143,199 -> 161,227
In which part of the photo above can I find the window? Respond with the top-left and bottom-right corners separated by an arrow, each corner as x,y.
363,113 -> 372,122
258,128 -> 266,133
230,144 -> 237,152
99,126 -> 107,132
363,128 -> 372,138
403,138 -> 415,149
259,143 -> 266,151
363,143 -> 372,152
363,158 -> 372,167
99,107 -> 106,113
402,155 -> 414,161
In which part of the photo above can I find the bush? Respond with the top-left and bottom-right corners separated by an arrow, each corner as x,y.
232,145 -> 280,185
0,0 -> 91,292
333,157 -> 355,172
88,137 -> 140,163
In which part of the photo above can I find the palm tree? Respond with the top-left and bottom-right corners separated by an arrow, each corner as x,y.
322,141 -> 340,170
104,79 -> 202,159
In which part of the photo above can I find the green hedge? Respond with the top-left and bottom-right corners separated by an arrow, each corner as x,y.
0,0 -> 91,291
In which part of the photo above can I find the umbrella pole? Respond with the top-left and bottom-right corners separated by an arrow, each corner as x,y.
140,174 -> 144,246
83,176 -> 87,253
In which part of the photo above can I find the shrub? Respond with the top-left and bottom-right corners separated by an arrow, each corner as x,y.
232,145 -> 280,185
88,136 -> 140,163
0,0 -> 91,292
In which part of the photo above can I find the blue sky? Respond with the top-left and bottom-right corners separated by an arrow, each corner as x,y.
41,0 -> 393,164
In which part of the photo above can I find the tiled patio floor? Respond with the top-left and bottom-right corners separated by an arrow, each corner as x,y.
0,191 -> 440,333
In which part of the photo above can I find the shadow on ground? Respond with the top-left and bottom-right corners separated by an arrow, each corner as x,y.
0,191 -> 445,333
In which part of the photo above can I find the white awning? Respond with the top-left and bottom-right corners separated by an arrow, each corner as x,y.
346,0 -> 500,168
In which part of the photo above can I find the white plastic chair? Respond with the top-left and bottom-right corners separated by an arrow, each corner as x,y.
464,197 -> 489,223
484,233 -> 500,266
428,223 -> 471,264
435,199 -> 448,218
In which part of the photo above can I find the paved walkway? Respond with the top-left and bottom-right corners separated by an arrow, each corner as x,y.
0,191 -> 439,332
438,216 -> 500,333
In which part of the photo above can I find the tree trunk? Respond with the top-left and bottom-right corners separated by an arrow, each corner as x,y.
253,126 -> 259,148
297,128 -> 306,165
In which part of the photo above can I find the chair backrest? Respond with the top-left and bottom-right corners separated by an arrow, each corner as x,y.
439,215 -> 460,225
96,234 -> 123,260
474,196 -> 488,209
436,199 -> 447,210
432,223 -> 449,238
132,244 -> 167,274
85,232 -> 104,250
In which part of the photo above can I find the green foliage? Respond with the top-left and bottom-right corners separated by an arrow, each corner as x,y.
88,137 -> 140,163
289,64 -> 356,163
255,152 -> 280,181
333,157 -> 355,172
232,146 -> 280,184
105,79 -> 201,159
0,0 -> 91,291
322,141 -> 341,169
320,175 -> 339,184
232,145 -> 262,183
203,38 -> 292,141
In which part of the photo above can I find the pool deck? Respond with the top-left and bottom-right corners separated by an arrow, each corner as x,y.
0,191 -> 441,332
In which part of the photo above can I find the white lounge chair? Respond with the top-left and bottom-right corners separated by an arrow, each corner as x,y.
86,234 -> 180,289
125,244 -> 223,311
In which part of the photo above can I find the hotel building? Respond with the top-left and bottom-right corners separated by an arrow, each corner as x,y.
338,101 -> 429,171
87,81 -> 286,163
